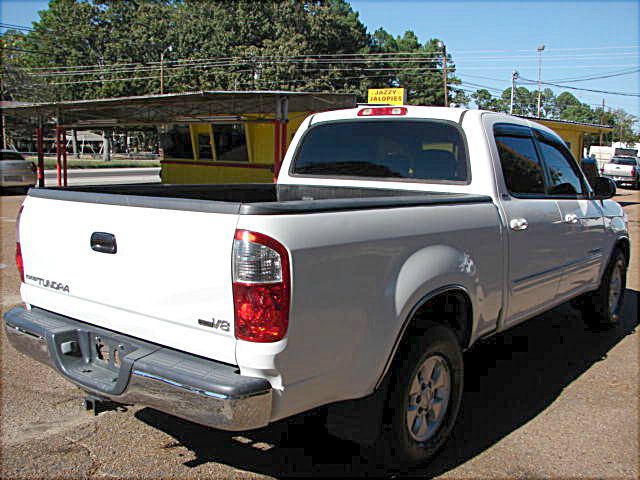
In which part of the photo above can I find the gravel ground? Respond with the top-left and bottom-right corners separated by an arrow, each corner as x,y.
1,188 -> 638,478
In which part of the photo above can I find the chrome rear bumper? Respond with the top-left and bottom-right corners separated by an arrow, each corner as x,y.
3,306 -> 272,431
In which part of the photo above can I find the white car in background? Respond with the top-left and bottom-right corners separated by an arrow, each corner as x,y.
0,150 -> 37,193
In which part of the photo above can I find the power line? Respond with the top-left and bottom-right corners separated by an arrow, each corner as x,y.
15,49 -> 640,76
1,46 -> 51,56
20,54 -> 640,79
546,67 -> 640,83
525,45 -> 639,52
0,22 -> 34,32
29,62 -> 640,86
27,57 -> 448,77
519,76 -> 640,97
49,75 -> 160,85
47,66 -> 449,86
459,80 -> 504,94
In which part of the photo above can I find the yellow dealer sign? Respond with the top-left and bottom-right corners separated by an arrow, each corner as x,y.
367,88 -> 406,105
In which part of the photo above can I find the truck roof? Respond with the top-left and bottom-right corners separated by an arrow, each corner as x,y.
307,106 -> 560,139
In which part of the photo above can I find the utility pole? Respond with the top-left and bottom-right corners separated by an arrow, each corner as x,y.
536,44 -> 545,117
160,45 -> 172,95
510,70 -> 519,114
437,40 -> 448,107
599,98 -> 605,146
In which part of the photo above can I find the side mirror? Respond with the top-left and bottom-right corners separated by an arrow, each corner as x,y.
592,177 -> 616,200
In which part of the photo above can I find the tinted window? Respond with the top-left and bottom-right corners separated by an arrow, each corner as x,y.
538,141 -> 585,196
198,133 -> 213,159
495,134 -> 545,195
162,126 -> 193,159
213,124 -> 248,162
611,157 -> 637,166
292,121 -> 468,182
0,151 -> 26,161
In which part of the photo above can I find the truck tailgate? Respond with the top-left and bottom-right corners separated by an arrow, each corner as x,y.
19,195 -> 239,365
604,163 -> 634,178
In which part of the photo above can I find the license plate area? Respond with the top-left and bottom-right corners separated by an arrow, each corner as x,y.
91,334 -> 127,371
50,328 -> 142,395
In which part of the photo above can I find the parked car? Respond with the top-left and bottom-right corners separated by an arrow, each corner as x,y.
602,156 -> 640,189
0,150 -> 37,192
4,107 -> 630,465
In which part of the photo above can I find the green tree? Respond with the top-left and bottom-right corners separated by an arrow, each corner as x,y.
1,29 -> 54,102
471,88 -> 506,112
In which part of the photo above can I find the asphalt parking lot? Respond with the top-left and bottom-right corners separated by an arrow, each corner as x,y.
1,188 -> 638,478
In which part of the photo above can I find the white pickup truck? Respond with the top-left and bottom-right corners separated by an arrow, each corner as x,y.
603,156 -> 640,190
4,106 -> 630,464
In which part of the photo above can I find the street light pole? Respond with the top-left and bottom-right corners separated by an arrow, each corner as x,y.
510,70 -> 519,114
536,44 -> 545,117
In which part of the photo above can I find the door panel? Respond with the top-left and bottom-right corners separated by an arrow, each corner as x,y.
503,198 -> 564,325
534,130 -> 606,298
490,122 -> 566,327
554,200 -> 605,297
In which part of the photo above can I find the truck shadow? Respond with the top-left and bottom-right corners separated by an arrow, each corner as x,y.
135,289 -> 638,478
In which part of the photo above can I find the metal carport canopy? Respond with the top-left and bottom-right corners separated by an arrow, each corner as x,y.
0,90 -> 357,127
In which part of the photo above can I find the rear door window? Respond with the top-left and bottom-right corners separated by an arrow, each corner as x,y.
493,124 -> 546,196
292,120 -> 469,183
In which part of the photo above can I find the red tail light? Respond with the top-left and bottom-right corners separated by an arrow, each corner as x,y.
16,205 -> 25,282
232,230 -> 290,343
631,166 -> 636,177
358,107 -> 407,116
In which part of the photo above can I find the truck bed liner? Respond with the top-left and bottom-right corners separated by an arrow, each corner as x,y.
29,184 -> 492,215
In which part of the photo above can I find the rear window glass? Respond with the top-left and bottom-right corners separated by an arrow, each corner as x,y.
0,151 -> 25,161
611,157 -> 636,166
292,120 -> 468,182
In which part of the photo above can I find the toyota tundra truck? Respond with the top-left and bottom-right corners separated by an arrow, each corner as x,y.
4,106 -> 630,464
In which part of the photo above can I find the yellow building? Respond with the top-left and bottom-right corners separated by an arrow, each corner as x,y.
160,112 -> 309,184
519,116 -> 613,161
2,91 -> 357,187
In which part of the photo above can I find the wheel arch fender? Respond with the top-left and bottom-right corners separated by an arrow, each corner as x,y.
393,244 -> 479,329
373,244 -> 479,390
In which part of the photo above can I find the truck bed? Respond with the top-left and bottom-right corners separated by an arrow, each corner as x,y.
29,183 -> 492,214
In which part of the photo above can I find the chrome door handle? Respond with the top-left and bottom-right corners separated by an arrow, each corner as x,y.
509,217 -> 528,231
564,213 -> 578,224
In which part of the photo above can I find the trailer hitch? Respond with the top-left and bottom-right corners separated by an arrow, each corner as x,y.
83,394 -> 127,416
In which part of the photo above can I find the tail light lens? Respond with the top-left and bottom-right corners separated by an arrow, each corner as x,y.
232,230 -> 290,343
16,204 -> 25,282
631,166 -> 636,177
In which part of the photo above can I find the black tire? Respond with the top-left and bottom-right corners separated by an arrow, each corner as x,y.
579,248 -> 627,328
376,322 -> 463,465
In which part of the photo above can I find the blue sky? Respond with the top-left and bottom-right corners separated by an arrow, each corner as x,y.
2,0 -> 638,122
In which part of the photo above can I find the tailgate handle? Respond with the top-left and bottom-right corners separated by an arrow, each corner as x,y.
91,232 -> 117,254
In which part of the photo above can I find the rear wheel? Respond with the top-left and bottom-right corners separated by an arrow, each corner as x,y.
579,249 -> 627,328
376,323 -> 463,465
